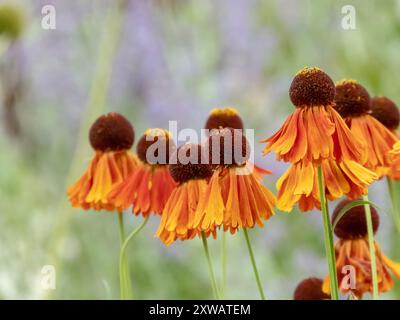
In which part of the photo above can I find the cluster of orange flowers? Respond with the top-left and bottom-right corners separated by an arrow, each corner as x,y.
68,108 -> 276,246
68,67 -> 400,299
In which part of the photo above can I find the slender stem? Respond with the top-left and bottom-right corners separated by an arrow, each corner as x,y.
317,165 -> 339,300
119,216 -> 149,300
387,178 -> 400,233
118,213 -> 133,298
201,232 -> 220,299
362,194 -> 379,300
117,213 -> 127,299
221,232 -> 227,298
243,228 -> 266,300
118,213 -> 125,243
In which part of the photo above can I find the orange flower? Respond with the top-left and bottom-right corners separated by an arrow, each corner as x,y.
194,128 -> 276,234
370,96 -> 400,180
262,67 -> 376,212
156,144 -> 216,246
262,69 -> 363,164
322,199 -> 400,298
108,128 -> 177,217
334,80 -> 398,178
67,113 -> 138,211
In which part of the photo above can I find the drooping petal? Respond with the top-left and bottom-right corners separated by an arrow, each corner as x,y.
262,105 -> 366,164
194,170 -> 225,231
67,151 -> 138,211
276,159 -> 376,212
156,180 -> 214,246
349,115 -> 397,178
107,161 -> 176,217
328,106 -> 364,163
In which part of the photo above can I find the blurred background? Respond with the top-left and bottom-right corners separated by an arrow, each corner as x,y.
0,0 -> 399,299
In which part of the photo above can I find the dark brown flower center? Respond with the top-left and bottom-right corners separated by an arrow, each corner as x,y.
370,96 -> 400,131
205,127 -> 250,166
204,107 -> 244,132
289,67 -> 335,107
294,277 -> 330,300
332,199 -> 379,240
169,144 -> 213,184
89,112 -> 134,151
136,128 -> 176,165
334,80 -> 371,118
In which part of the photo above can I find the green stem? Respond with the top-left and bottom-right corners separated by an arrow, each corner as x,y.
221,231 -> 227,298
362,194 -> 379,300
387,178 -> 400,233
317,165 -> 339,300
243,228 -> 266,300
119,216 -> 149,300
201,232 -> 220,299
118,213 -> 125,243
117,213 -> 130,299
118,213 -> 125,299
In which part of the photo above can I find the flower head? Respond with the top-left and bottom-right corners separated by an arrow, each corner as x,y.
67,113 -> 138,211
136,128 -> 175,165
195,128 -> 276,234
262,68 -> 376,212
206,127 -> 250,167
323,199 -> 400,298
289,67 -> 335,107
108,128 -> 176,216
169,144 -> 213,183
294,277 -> 330,300
205,107 -> 244,131
334,79 -> 370,118
206,108 -> 270,179
263,68 -> 364,164
370,96 -> 400,132
156,144 -> 215,245
89,112 -> 134,151
332,198 -> 379,240
334,80 -> 398,178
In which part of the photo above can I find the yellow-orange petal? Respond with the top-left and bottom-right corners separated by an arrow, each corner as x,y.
262,105 -> 366,165
328,105 -> 364,163
108,162 -> 176,217
194,170 -> 225,231
251,162 -> 272,181
348,115 -> 397,178
67,151 -> 138,211
156,179 -> 215,246
276,159 -> 376,212
389,139 -> 400,180
195,165 -> 276,234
